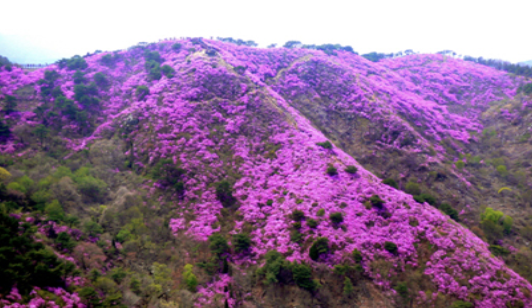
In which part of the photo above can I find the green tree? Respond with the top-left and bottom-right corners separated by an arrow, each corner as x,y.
292,263 -> 316,291
256,250 -> 292,285
316,141 -> 332,149
183,264 -> 198,292
439,203 -> 459,221
343,277 -> 354,295
345,165 -> 358,174
208,233 -> 229,258
136,85 -> 150,101
329,212 -> 344,224
309,237 -> 329,261
383,178 -> 398,189
33,124 -> 50,147
233,233 -> 251,253
384,241 -> 398,254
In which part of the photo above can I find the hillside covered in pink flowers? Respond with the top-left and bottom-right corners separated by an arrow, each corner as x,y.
1,38 -> 532,308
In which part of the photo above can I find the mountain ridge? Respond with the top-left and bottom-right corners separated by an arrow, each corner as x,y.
1,38 -> 532,307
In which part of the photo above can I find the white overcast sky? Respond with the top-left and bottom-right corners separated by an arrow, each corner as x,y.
0,0 -> 531,64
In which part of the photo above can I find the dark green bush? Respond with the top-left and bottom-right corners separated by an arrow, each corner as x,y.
451,300 -> 474,308
64,55 -> 88,70
93,72 -> 109,89
256,250 -> 292,285
405,181 -> 421,195
394,282 -> 409,304
329,212 -> 344,224
136,85 -> 150,101
208,233 -> 229,258
292,209 -> 305,221
309,237 -> 329,261
352,248 -> 363,262
384,241 -> 398,254
215,180 -> 236,207
73,70 -> 86,84
0,212 -> 74,295
345,165 -> 358,174
383,178 -> 398,189
317,208 -> 325,216
74,82 -> 98,101
55,232 -> 77,252
266,199 -> 273,206
307,218 -> 318,228
84,221 -> 104,237
172,43 -> 182,51
316,141 -> 332,149
99,53 -> 121,68
439,203 -> 459,221
369,195 -> 385,208
290,229 -> 302,243
326,165 -> 338,176
292,263 -> 317,291
489,244 -> 510,256
161,65 -> 175,78
414,193 -> 437,205
343,277 -> 354,295
233,233 -> 251,253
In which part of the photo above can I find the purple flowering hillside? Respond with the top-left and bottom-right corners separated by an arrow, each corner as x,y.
1,38 -> 532,308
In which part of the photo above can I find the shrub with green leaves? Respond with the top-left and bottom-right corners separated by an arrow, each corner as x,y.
345,165 -> 358,174
84,221 -> 104,237
369,195 -> 385,209
496,165 -> 508,177
455,160 -> 465,169
136,85 -> 150,101
451,300 -> 474,308
309,237 -> 329,261
316,141 -> 332,149
93,72 -> 109,89
439,203 -> 459,221
292,263 -> 317,291
317,208 -> 325,216
0,212 -> 74,295
161,65 -> 175,78
405,181 -> 421,195
329,212 -> 344,224
233,233 -> 251,253
255,250 -> 292,285
208,233 -> 229,258
292,209 -> 305,221
183,264 -> 198,292
307,218 -> 318,228
489,245 -> 510,256
343,277 -> 354,295
480,207 -> 513,236
384,241 -> 398,254
326,165 -> 338,176
382,178 -> 398,189
352,248 -> 363,263
414,193 -> 436,205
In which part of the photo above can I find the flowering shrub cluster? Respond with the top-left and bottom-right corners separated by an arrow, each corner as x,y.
1,38 -> 531,307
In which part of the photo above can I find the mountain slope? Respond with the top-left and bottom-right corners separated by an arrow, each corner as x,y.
1,39 -> 532,308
